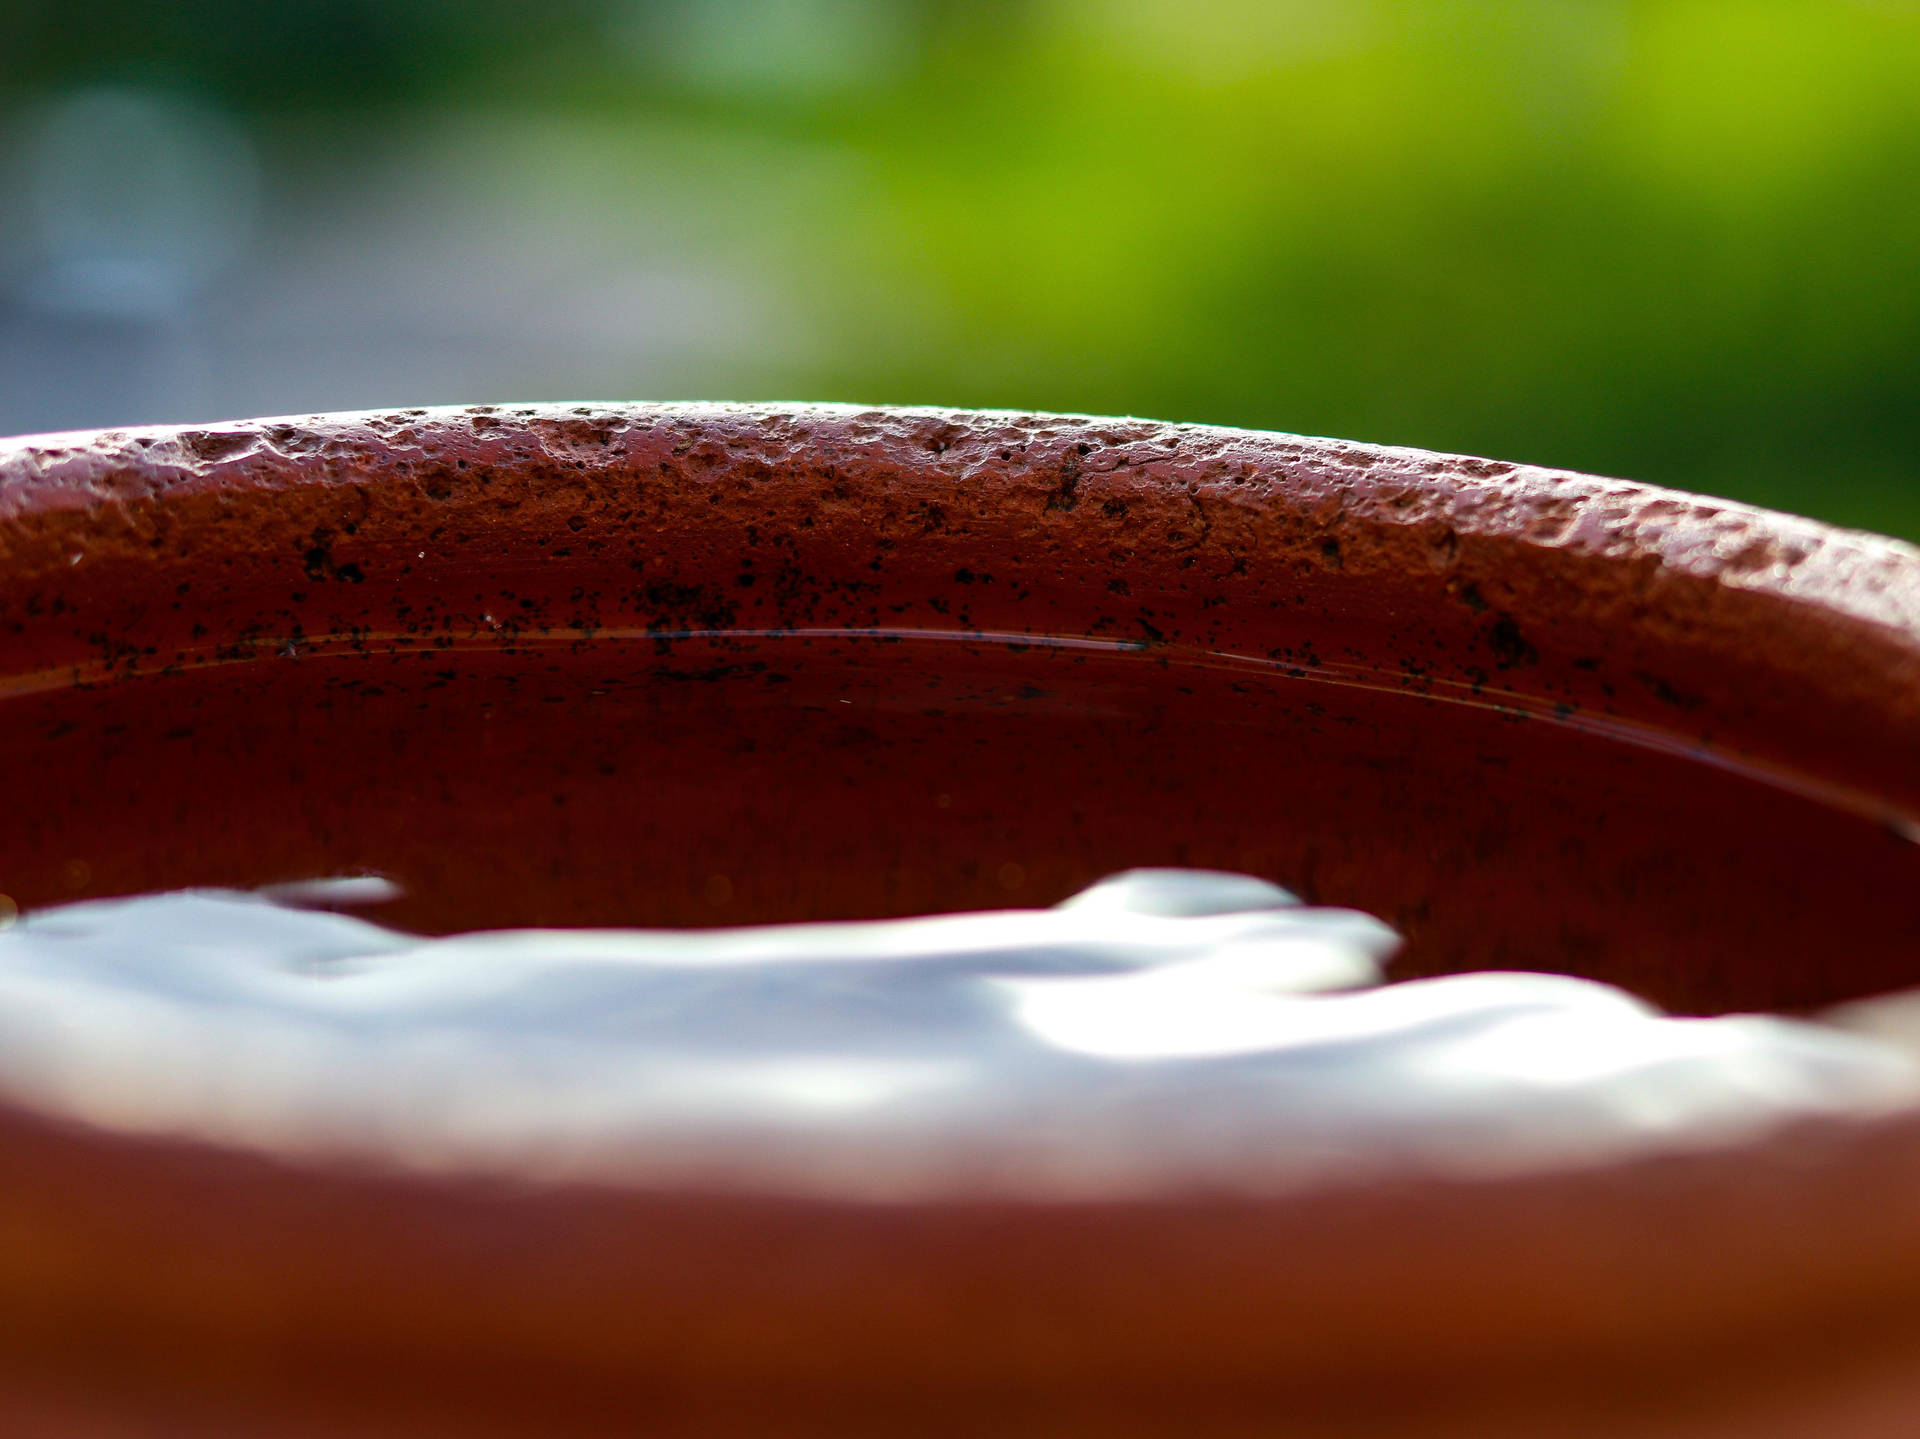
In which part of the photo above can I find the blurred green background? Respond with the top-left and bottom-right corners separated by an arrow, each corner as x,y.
1,0 -> 1917,538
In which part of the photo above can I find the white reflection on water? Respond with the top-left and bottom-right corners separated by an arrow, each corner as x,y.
0,870 -> 1911,1198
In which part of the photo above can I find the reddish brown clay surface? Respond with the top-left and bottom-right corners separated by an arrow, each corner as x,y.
4,403 -> 1920,1436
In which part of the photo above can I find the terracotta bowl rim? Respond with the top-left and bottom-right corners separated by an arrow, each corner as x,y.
4,402 -> 1920,1427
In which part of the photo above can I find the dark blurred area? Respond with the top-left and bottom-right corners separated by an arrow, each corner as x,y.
1,0 -> 1917,537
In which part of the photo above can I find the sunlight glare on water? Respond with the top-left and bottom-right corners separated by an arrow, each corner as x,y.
0,869 -> 1912,1198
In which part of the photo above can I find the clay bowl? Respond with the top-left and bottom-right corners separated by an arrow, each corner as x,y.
3,402 -> 1920,1437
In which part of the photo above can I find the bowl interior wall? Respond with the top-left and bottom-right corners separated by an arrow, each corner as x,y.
4,630 -> 1916,1016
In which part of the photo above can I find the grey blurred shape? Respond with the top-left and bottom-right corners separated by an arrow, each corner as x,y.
6,86 -> 261,322
0,110 -> 805,440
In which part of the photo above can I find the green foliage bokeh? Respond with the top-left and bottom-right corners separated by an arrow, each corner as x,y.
3,0 -> 1916,537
